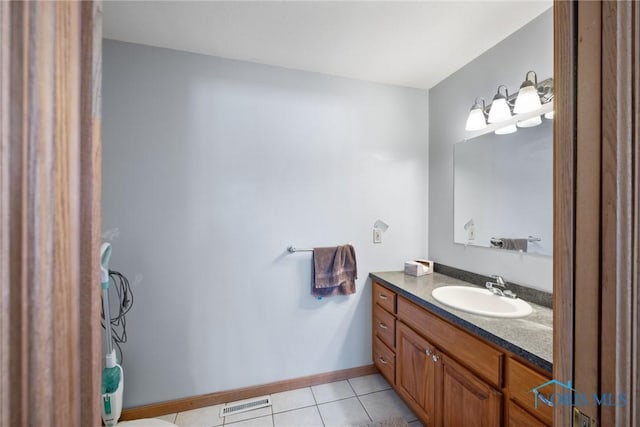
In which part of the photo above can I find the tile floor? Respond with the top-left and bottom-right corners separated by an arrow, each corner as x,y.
148,374 -> 424,427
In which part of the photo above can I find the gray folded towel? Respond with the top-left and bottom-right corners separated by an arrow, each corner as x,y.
490,237 -> 528,252
312,244 -> 357,297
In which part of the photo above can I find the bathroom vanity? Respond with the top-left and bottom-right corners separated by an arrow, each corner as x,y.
370,271 -> 553,427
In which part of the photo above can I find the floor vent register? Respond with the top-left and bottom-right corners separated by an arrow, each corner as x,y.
219,396 -> 272,418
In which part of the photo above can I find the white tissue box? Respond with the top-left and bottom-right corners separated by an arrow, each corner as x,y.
404,259 -> 433,276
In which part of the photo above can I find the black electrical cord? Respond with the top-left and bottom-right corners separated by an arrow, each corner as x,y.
101,270 -> 134,364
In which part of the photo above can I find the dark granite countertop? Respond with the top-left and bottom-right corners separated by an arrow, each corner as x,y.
370,271 -> 552,373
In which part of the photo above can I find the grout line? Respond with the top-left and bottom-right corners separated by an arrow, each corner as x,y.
315,405 -> 325,427
345,379 -> 357,397
315,394 -> 362,407
311,381 -> 356,406
348,381 -> 373,424
309,385 -> 319,406
356,386 -> 392,397
316,403 -> 327,427
355,395 -> 374,424
272,401 -> 317,416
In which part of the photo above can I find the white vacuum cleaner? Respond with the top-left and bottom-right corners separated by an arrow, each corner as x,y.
101,243 -> 124,426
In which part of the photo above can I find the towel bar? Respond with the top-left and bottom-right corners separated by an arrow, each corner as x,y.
490,236 -> 541,243
287,246 -> 313,253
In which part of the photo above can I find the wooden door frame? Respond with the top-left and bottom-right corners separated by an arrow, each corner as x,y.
600,1 -> 638,425
554,1 -> 639,425
1,1 -> 636,426
0,2 -> 102,426
553,2 -> 577,425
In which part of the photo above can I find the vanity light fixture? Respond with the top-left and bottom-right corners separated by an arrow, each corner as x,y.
514,70 -> 543,128
464,97 -> 487,131
488,86 -> 517,135
464,73 -> 553,135
487,85 -> 512,124
514,71 -> 543,114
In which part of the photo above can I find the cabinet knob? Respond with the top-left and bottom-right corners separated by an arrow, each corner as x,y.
432,354 -> 439,363
378,322 -> 388,330
379,294 -> 388,300
425,348 -> 432,356
378,356 -> 388,365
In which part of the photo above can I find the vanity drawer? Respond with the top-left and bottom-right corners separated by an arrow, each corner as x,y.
508,358 -> 553,426
373,282 -> 396,314
373,304 -> 395,349
508,401 -> 549,427
373,336 -> 395,384
397,296 -> 503,388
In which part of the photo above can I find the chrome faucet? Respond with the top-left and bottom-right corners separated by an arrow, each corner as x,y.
486,275 -> 517,298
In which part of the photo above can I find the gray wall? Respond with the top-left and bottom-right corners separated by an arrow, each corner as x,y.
103,40 -> 429,407
429,9 -> 553,292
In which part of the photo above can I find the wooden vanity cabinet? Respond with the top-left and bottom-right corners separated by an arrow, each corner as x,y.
507,402 -> 548,427
372,280 -> 553,427
372,282 -> 397,384
396,322 -> 440,426
506,358 -> 553,426
441,354 -> 502,427
397,294 -> 503,427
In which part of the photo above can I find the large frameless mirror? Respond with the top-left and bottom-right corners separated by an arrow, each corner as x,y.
453,118 -> 553,256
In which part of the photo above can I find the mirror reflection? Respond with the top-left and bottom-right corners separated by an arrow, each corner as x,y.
453,119 -> 553,256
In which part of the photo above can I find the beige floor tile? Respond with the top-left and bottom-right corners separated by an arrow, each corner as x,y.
311,380 -> 355,404
317,397 -> 371,426
271,387 -> 316,413
175,403 -> 225,427
348,374 -> 391,396
273,406 -> 323,427
154,413 -> 177,423
358,390 -> 417,422
225,414 -> 273,427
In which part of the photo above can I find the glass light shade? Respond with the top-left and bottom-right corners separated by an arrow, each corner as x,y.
517,115 -> 542,128
495,124 -> 517,135
544,111 -> 554,119
513,85 -> 542,114
465,107 -> 487,131
487,98 -> 512,123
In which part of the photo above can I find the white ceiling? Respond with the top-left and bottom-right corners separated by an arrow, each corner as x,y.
103,1 -> 552,90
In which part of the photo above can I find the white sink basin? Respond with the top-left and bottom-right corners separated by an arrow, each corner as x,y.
431,286 -> 533,318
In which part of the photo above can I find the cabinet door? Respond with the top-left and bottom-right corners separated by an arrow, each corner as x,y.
441,354 -> 502,427
396,322 -> 440,426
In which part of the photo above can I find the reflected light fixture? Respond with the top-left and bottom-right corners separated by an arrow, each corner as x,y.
487,85 -> 512,124
495,124 -> 517,135
517,115 -> 542,128
464,97 -> 487,131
